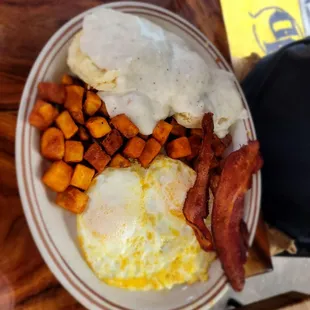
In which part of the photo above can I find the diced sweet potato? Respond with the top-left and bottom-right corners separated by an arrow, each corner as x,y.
123,136 -> 146,159
86,116 -> 111,138
78,126 -> 89,141
101,129 -> 123,156
68,111 -> 84,125
99,101 -> 109,117
171,118 -> 186,137
110,114 -> 139,138
55,110 -> 78,139
109,154 -> 131,168
70,164 -> 95,190
64,141 -> 84,163
61,73 -> 73,85
190,128 -> 203,137
84,143 -> 111,172
139,133 -> 149,140
56,186 -> 88,214
38,82 -> 66,104
167,137 -> 192,159
29,99 -> 59,130
152,120 -> 173,145
84,91 -> 102,116
186,135 -> 201,161
138,138 -> 161,168
64,85 -> 84,124
41,127 -> 65,160
42,160 -> 73,192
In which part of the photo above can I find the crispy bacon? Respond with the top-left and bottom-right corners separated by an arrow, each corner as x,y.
212,133 -> 232,157
210,173 -> 220,195
212,140 -> 262,291
183,113 -> 214,251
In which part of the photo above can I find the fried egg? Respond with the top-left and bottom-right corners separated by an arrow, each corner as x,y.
77,156 -> 215,290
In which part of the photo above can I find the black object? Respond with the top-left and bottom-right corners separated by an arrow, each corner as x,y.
241,37 -> 310,253
226,298 -> 243,309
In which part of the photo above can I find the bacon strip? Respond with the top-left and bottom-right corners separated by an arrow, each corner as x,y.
210,173 -> 220,195
183,113 -> 214,251
212,140 -> 262,291
212,133 -> 232,157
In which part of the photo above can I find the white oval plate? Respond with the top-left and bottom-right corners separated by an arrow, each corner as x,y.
15,2 -> 261,310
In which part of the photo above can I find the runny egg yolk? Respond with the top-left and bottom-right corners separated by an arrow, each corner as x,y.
77,156 -> 216,290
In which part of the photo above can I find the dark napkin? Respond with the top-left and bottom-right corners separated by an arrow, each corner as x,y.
241,37 -> 310,249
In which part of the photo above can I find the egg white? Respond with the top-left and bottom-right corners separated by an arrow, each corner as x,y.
77,156 -> 215,290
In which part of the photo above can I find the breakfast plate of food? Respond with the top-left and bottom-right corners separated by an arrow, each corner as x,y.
16,2 -> 262,309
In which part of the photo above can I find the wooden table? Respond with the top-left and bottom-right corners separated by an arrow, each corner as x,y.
0,1 -> 271,309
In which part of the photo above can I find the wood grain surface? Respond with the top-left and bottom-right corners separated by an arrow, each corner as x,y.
0,0 -> 270,309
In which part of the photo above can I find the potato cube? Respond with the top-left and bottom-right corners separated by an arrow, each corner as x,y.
29,99 -> 59,130
152,120 -> 173,145
56,186 -> 89,214
110,114 -> 139,138
166,137 -> 192,159
123,136 -> 146,159
70,164 -> 95,190
138,138 -> 161,168
101,129 -> 123,155
186,135 -> 201,160
70,110 -> 85,124
42,160 -> 73,192
84,91 -> 102,116
190,128 -> 202,137
41,127 -> 65,160
78,126 -> 89,141
55,110 -> 78,139
99,101 -> 109,117
84,143 -> 111,172
61,73 -> 73,85
109,154 -> 131,168
86,117 -> 111,138
64,85 -> 84,124
38,82 -> 66,105
64,141 -> 84,163
171,118 -> 186,137
36,102 -> 59,124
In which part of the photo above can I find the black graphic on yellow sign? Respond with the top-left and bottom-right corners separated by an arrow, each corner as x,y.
250,7 -> 303,54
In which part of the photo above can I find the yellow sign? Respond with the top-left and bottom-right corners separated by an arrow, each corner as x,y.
220,0 -> 309,58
